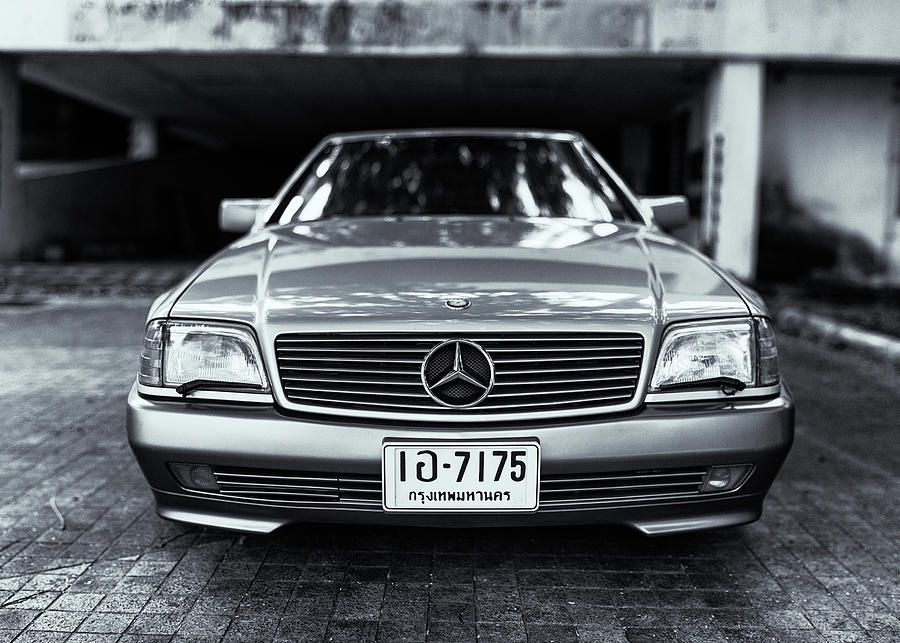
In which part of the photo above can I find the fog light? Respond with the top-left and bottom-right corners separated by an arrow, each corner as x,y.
168,463 -> 219,492
700,465 -> 751,493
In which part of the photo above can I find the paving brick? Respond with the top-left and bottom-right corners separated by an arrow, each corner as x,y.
0,610 -> 38,630
26,609 -> 88,632
761,608 -> 815,630
855,611 -> 900,632
178,610 -> 231,637
425,619 -> 476,642
1,590 -> 59,610
67,634 -> 119,643
13,632 -> 69,643
526,622 -> 579,642
576,622 -> 629,642
47,592 -> 104,612
222,614 -> 279,642
126,612 -> 184,635
322,619 -> 378,641
77,611 -> 136,634
275,616 -> 329,642
94,592 -> 150,613
805,608 -> 863,632
377,618 -> 427,641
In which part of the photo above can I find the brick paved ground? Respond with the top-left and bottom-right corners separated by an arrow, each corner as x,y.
0,299 -> 897,642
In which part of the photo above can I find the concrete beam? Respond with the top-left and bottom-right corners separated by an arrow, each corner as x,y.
21,58 -> 145,118
701,61 -> 764,280
0,58 -> 23,261
0,1 -> 899,63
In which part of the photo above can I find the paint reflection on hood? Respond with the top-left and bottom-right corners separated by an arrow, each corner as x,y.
169,217 -> 749,330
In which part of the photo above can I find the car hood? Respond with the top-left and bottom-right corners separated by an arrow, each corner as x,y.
168,217 -> 750,334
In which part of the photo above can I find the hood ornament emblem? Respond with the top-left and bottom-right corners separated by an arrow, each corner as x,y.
444,297 -> 471,310
421,339 -> 495,408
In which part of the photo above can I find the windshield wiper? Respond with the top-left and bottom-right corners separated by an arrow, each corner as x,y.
658,377 -> 747,396
175,380 -> 265,397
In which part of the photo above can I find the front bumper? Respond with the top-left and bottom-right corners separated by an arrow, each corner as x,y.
126,383 -> 794,536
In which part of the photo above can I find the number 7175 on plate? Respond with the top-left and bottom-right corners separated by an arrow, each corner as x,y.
382,442 -> 540,512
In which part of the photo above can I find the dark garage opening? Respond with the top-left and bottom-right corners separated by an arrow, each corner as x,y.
19,54 -> 711,260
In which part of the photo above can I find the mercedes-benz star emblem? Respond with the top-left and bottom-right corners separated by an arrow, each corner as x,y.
444,297 -> 471,310
421,339 -> 495,408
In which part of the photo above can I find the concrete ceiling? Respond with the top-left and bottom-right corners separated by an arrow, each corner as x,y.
21,53 -> 711,150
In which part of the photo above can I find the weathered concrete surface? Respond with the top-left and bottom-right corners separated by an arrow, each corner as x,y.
700,60 -> 763,280
0,297 -> 897,641
2,0 -> 900,62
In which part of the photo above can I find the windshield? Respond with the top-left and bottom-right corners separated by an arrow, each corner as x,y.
269,136 -> 638,225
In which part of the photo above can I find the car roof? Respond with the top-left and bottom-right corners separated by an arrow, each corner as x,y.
324,128 -> 583,144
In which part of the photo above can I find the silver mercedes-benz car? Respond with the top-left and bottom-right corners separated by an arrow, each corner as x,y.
127,129 -> 793,536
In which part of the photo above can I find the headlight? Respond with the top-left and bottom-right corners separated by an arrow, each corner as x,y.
138,320 -> 268,392
650,318 -> 779,391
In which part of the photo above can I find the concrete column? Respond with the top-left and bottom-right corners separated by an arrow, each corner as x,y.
0,57 -> 22,260
701,61 -> 765,279
128,118 -> 158,161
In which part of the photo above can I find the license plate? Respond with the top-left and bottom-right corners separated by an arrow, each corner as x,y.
382,441 -> 540,512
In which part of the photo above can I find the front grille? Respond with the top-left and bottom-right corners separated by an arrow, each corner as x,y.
275,332 -> 643,418
204,466 -> 707,508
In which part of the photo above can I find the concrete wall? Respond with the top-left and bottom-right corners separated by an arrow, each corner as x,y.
762,73 -> 897,259
2,0 -> 900,61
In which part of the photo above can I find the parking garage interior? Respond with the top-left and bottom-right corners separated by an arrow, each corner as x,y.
15,54 -> 711,260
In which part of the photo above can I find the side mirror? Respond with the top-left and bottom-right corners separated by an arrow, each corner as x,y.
640,196 -> 689,231
219,198 -> 273,233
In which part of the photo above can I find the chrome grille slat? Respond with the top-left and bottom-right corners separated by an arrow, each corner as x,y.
493,375 -> 636,386
541,481 -> 702,493
478,393 -> 635,409
539,468 -> 707,506
281,376 -> 423,386
282,391 -> 635,410
278,356 -> 424,364
542,472 -> 704,485
276,332 -> 643,417
480,346 -> 641,353
216,471 -> 334,482
280,367 -> 421,377
283,385 -> 431,399
211,467 -> 380,505
492,353 -> 641,364
482,384 -> 636,399
217,490 -> 340,499
217,481 -> 338,491
490,365 -> 636,375
277,347 -> 431,354
542,491 -> 700,506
